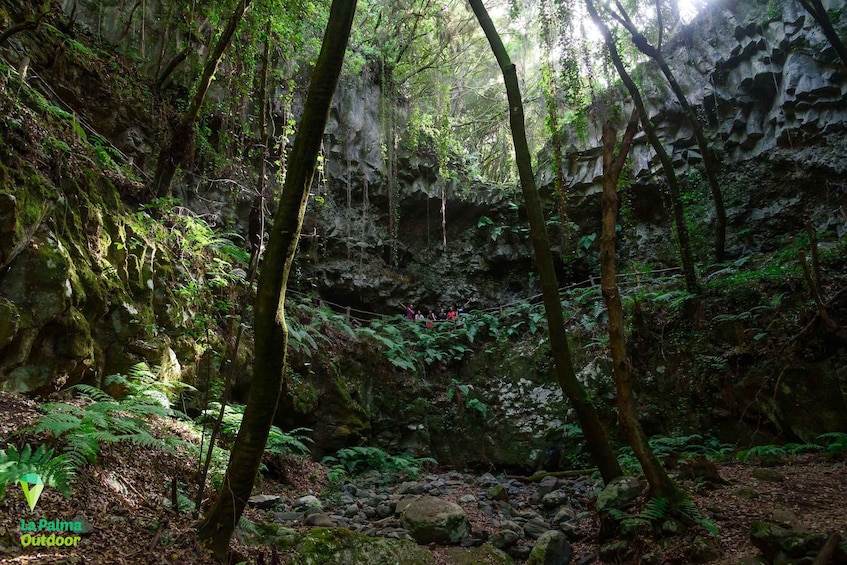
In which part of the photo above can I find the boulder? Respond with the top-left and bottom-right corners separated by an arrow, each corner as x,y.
305,513 -> 335,527
248,494 -> 281,509
690,535 -> 721,563
541,489 -> 568,509
527,530 -> 573,565
749,521 -> 847,563
400,495 -> 470,545
289,527 -> 435,564
439,545 -> 514,564
595,476 -> 642,512
487,483 -> 509,502
490,529 -> 520,549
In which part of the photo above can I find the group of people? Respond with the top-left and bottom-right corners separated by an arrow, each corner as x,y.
400,299 -> 471,327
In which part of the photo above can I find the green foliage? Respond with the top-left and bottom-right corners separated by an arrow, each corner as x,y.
606,496 -> 670,533
265,427 -> 314,459
607,495 -> 717,536
110,363 -> 196,412
817,433 -> 847,457
29,380 -> 171,471
618,434 -> 735,473
194,403 -> 312,457
446,380 -> 488,418
0,444 -> 74,501
736,442 -> 823,463
321,447 -> 435,482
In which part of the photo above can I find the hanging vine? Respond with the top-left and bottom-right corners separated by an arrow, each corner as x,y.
380,59 -> 400,266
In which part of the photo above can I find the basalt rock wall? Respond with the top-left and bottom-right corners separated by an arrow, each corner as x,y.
542,0 -> 847,260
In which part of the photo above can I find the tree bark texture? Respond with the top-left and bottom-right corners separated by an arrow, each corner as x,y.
468,0 -> 623,484
151,0 -> 253,197
196,0 -> 357,558
586,0 -> 699,293
600,115 -> 679,500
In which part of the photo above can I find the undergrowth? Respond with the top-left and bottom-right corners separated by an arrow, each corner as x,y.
322,446 -> 436,484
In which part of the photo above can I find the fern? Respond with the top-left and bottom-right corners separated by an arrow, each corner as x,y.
817,432 -> 847,457
0,444 -> 74,500
28,380 -> 171,472
266,427 -> 314,458
639,497 -> 670,522
321,446 -> 435,479
677,496 -> 718,535
606,495 -> 718,536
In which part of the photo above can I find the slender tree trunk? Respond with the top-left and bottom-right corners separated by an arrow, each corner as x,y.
196,0 -> 357,558
151,0 -> 253,197
615,13 -> 727,262
247,19 -> 273,271
156,43 -> 192,88
468,0 -> 622,484
799,0 -> 847,71
586,0 -> 699,293
600,115 -> 679,500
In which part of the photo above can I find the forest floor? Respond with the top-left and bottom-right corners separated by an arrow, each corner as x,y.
1,390 -> 845,564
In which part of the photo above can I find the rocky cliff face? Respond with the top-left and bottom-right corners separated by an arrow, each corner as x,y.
542,0 -> 847,260
2,0 -> 846,458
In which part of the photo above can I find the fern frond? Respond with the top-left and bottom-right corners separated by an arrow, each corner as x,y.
34,413 -> 82,437
67,384 -> 115,402
0,444 -> 75,500
640,497 -> 670,522
66,434 -> 100,467
120,431 -> 167,450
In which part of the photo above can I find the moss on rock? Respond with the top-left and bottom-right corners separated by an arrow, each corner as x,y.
287,527 -> 435,565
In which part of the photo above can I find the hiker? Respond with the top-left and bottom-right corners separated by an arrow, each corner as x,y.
447,306 -> 458,322
400,303 -> 415,320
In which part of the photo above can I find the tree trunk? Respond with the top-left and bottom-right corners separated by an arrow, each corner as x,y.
468,0 -> 622,484
247,19 -> 273,274
600,116 -> 679,500
616,11 -> 727,262
196,0 -> 357,558
586,0 -> 699,293
151,0 -> 253,197
799,0 -> 847,71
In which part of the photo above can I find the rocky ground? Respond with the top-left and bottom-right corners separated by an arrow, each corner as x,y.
1,390 -> 846,564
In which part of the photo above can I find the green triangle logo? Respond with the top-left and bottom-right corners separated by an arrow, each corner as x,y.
19,473 -> 45,512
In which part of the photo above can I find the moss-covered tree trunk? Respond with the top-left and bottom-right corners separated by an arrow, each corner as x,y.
151,0 -> 253,197
196,0 -> 357,558
586,0 -> 699,293
600,115 -> 679,500
468,0 -> 622,484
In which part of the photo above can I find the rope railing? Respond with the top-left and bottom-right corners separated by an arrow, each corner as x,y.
285,265 -> 684,323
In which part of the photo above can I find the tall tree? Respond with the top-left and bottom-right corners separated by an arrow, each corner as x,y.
600,111 -> 679,499
151,0 -> 253,197
600,0 -> 728,262
586,0 -> 699,293
468,0 -> 623,483
797,0 -> 847,71
196,0 -> 357,557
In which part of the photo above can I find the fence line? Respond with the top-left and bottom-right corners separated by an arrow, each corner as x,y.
286,265 -> 683,322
